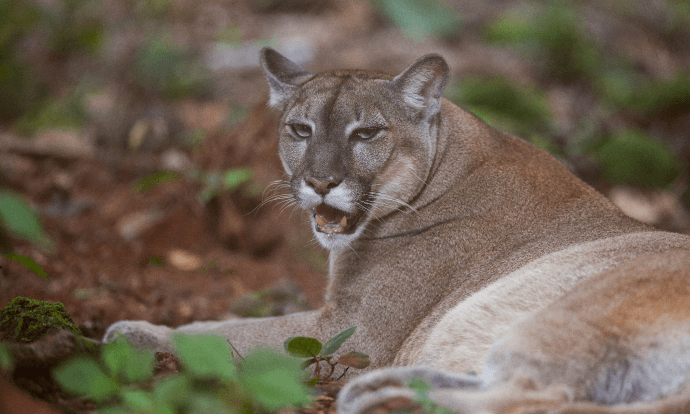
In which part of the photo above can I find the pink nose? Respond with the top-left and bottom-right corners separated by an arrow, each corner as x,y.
305,176 -> 341,195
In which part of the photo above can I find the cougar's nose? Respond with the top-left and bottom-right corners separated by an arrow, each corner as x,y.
305,175 -> 341,195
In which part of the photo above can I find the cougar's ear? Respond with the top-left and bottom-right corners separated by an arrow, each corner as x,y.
389,54 -> 449,120
259,47 -> 313,111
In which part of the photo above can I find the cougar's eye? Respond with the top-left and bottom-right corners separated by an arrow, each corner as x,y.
351,127 -> 380,141
288,123 -> 312,139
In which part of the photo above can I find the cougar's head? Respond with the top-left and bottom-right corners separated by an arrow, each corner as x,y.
260,48 -> 449,250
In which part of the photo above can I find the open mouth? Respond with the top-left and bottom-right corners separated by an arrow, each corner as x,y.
313,203 -> 361,234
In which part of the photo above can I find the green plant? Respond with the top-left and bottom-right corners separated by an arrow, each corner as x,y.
54,333 -> 311,413
15,88 -> 88,135
0,189 -> 53,279
369,0 -> 461,40
595,129 -> 681,189
135,167 -> 254,203
485,1 -> 603,82
0,297 -> 81,342
134,37 -> 211,99
194,168 -> 254,203
618,72 -> 690,117
446,75 -> 556,153
284,326 -> 371,381
136,171 -> 183,192
0,190 -> 53,249
0,0 -> 46,121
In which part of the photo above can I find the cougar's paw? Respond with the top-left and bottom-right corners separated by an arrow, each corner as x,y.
103,320 -> 174,352
337,367 -> 483,414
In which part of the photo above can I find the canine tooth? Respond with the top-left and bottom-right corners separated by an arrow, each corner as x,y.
340,216 -> 347,228
315,215 -> 326,227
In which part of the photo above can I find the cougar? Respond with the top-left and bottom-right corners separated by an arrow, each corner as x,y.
105,49 -> 690,414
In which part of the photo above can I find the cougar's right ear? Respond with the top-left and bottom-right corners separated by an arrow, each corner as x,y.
259,47 -> 313,111
389,54 -> 449,121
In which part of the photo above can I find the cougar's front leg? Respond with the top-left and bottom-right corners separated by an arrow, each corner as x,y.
103,310 -> 323,355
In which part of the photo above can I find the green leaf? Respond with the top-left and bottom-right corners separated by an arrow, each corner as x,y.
121,390 -> 154,412
152,374 -> 189,406
102,337 -> 132,377
53,356 -> 120,401
285,336 -> 322,358
2,252 -> 49,280
172,333 -> 236,380
0,190 -> 52,249
320,326 -> 356,356
136,171 -> 181,192
0,343 -> 12,371
187,393 -> 232,414
222,168 -> 253,191
239,348 -> 309,410
337,351 -> 370,369
102,337 -> 155,382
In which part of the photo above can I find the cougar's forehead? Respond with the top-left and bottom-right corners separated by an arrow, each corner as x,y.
285,74 -> 395,133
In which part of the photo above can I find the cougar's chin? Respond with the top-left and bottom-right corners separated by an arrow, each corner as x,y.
310,203 -> 367,250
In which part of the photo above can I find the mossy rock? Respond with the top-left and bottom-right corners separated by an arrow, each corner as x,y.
0,297 -> 81,342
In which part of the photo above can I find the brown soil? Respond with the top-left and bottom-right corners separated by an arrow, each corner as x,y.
0,104 -> 331,412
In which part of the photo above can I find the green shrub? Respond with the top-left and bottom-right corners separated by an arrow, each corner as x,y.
0,0 -> 46,121
447,75 -> 556,152
134,38 -> 212,99
485,1 -> 603,82
619,72 -> 690,117
595,129 -> 680,189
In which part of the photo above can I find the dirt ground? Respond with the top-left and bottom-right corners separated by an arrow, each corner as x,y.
1,0 -> 689,412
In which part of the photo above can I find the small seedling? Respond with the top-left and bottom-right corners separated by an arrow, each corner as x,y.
284,326 -> 371,381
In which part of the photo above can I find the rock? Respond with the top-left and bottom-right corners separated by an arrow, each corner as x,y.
204,35 -> 315,71
0,297 -> 81,343
609,186 -> 690,233
116,209 -> 165,241
167,249 -> 203,272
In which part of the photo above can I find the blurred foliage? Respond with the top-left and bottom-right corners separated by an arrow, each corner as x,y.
54,333 -> 311,413
134,37 -> 212,99
136,171 -> 182,192
45,0 -> 104,56
617,72 -> 690,117
594,129 -> 680,189
0,190 -> 53,251
0,0 -> 46,121
15,88 -> 88,135
485,1 -> 603,82
369,0 -> 461,40
0,0 -> 100,130
446,75 -> 557,153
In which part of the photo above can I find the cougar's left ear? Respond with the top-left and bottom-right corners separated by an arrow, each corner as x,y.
259,47 -> 313,111
389,54 -> 449,121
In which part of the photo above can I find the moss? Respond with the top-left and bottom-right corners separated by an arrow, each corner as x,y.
0,296 -> 81,342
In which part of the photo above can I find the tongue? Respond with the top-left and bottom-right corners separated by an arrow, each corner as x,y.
314,204 -> 348,234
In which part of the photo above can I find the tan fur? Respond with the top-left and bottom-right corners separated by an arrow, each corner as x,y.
104,51 -> 690,413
